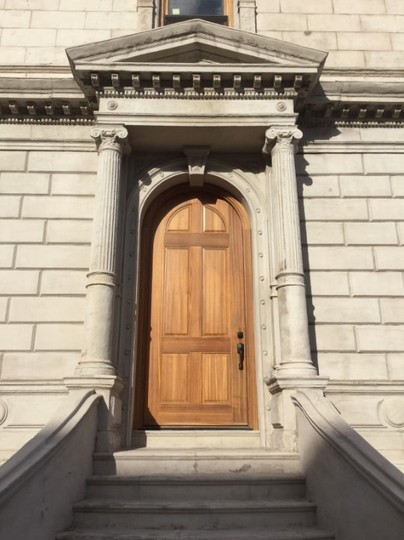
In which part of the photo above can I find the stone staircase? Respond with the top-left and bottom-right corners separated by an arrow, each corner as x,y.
56,448 -> 335,540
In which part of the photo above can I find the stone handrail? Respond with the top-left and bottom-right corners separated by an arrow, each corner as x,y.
292,389 -> 404,539
0,389 -> 100,540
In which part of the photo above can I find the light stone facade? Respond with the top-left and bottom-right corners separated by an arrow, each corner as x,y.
0,0 -> 403,510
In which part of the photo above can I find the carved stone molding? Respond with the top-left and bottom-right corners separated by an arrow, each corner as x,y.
0,399 -> 8,425
184,146 -> 210,186
379,397 -> 404,429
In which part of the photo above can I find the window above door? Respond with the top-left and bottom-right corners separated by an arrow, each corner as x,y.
163,0 -> 233,26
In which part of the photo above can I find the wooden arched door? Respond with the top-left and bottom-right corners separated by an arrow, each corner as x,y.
136,188 -> 257,428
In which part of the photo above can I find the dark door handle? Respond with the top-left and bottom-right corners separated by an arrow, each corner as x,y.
237,331 -> 244,371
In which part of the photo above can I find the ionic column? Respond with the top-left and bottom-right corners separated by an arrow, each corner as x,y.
75,126 -> 129,377
265,126 -> 317,378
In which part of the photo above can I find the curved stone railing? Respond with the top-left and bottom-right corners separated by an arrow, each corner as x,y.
293,389 -> 404,540
0,389 -> 100,540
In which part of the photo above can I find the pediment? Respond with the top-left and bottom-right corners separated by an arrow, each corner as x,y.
67,19 -> 326,68
67,20 -> 327,105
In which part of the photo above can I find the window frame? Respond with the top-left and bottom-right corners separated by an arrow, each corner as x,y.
161,0 -> 234,27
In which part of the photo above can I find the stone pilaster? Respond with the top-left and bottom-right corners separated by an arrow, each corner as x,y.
238,0 -> 257,33
265,126 -> 317,379
137,0 -> 155,31
76,126 -> 129,377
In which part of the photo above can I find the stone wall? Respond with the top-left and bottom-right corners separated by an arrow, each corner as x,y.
257,0 -> 404,69
0,0 -> 403,68
0,126 -> 96,383
298,128 -> 404,383
0,0 -> 139,66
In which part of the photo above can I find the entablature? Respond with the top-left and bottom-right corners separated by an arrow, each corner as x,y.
67,19 -> 326,114
0,22 -> 403,130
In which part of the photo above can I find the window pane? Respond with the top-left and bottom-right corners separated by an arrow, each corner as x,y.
168,0 -> 224,16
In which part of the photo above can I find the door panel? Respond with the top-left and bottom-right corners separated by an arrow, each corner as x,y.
202,248 -> 228,336
141,191 -> 256,428
160,353 -> 190,403
163,248 -> 189,335
202,354 -> 230,403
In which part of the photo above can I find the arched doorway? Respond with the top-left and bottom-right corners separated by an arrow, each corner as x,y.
134,185 -> 257,430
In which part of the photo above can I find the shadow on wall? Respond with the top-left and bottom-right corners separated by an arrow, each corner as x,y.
298,171 -> 319,373
0,391 -> 100,540
293,389 -> 404,540
295,128 -> 340,373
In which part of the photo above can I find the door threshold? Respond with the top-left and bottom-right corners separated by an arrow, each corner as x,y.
132,429 -> 262,449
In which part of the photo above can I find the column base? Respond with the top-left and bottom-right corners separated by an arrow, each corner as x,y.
74,357 -> 116,377
275,362 -> 318,378
64,376 -> 124,452
266,375 -> 329,452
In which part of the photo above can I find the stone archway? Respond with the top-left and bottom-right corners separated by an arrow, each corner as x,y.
120,160 -> 272,448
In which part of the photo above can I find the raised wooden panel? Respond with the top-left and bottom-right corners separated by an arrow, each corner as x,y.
160,354 -> 190,403
203,206 -> 226,232
163,248 -> 189,335
167,205 -> 191,232
165,232 -> 228,248
202,248 -> 228,336
202,354 -> 230,403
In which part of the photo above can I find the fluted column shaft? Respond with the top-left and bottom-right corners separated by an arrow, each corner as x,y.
76,126 -> 129,376
266,126 -> 317,377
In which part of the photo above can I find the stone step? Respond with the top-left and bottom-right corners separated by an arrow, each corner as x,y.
86,474 -> 306,501
131,430 -> 262,450
56,527 -> 335,540
93,449 -> 302,476
72,499 -> 317,530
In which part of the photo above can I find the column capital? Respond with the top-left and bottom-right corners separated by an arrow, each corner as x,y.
91,125 -> 130,154
263,126 -> 303,154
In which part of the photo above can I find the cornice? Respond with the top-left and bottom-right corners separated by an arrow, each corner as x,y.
0,380 -> 67,393
299,118 -> 404,129
0,69 -> 403,127
78,66 -> 314,107
0,117 -> 95,126
302,70 -> 404,126
0,75 -> 94,122
0,139 -> 95,151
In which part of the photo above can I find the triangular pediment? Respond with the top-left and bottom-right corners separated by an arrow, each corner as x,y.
117,41 -> 273,65
67,20 -> 327,103
67,19 -> 327,68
